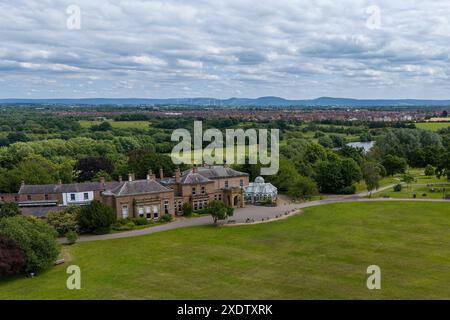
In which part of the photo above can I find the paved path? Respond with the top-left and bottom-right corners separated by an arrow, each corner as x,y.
72,188 -> 448,243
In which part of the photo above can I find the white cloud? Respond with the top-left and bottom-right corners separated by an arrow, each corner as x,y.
0,0 -> 450,98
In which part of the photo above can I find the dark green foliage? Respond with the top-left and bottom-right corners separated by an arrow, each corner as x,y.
159,214 -> 173,223
75,157 -> 114,182
77,200 -> 116,234
91,121 -> 112,132
393,184 -> 402,192
424,164 -> 435,176
314,158 -> 361,194
287,176 -> 318,200
127,149 -> 176,179
382,155 -> 408,176
0,215 -> 59,274
0,235 -> 26,277
0,202 -> 21,219
66,231 -> 78,245
182,202 -> 193,216
203,200 -> 234,224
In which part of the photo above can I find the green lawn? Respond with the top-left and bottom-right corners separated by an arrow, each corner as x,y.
375,183 -> 450,199
416,122 -> 450,132
1,202 -> 449,299
79,120 -> 151,129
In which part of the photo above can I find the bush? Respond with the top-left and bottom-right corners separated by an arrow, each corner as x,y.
338,185 -> 356,195
424,164 -> 435,176
66,231 -> 78,245
0,234 -> 26,277
0,202 -> 21,219
182,202 -> 193,216
133,217 -> 148,226
393,184 -> 403,192
159,214 -> 173,223
77,200 -> 116,235
47,208 -> 79,237
112,222 -> 135,231
0,215 -> 59,274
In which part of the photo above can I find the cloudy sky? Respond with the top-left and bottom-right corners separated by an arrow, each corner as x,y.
1,0 -> 450,99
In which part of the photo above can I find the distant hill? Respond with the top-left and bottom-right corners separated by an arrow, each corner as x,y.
1,97 -> 450,107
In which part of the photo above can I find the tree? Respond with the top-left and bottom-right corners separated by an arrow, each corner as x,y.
128,149 -> 176,179
382,155 -> 407,176
318,135 -> 333,149
424,164 -> 435,177
47,207 -> 79,237
287,176 -> 318,200
91,121 -> 112,132
77,200 -> 116,234
75,157 -> 114,182
401,173 -> 415,190
0,235 -> 26,277
436,150 -> 450,180
362,162 -> 382,196
203,200 -> 234,224
182,202 -> 193,216
0,215 -> 59,274
314,158 -> 361,194
0,202 -> 21,219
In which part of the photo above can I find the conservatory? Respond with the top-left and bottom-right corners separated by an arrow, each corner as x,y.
244,176 -> 278,204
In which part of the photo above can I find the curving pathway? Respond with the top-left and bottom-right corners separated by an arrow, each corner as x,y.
70,186 -> 448,243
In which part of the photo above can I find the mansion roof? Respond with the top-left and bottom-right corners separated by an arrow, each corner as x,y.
102,179 -> 172,197
19,181 -> 122,195
183,165 -> 249,179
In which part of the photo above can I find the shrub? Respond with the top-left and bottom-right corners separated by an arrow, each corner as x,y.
393,184 -> 403,192
0,202 -> 21,219
159,214 -> 173,223
66,231 -> 78,245
77,200 -> 116,235
182,202 -> 193,216
47,208 -> 79,237
113,222 -> 135,231
338,185 -> 356,195
0,215 -> 59,274
133,217 -> 148,226
424,164 -> 435,177
0,234 -> 26,277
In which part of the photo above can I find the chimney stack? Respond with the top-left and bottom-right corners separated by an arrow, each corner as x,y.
99,177 -> 105,184
159,168 -> 164,179
58,179 -> 62,185
192,164 -> 198,173
223,160 -> 228,168
21,180 -> 25,187
175,167 -> 181,183
147,169 -> 156,180
128,173 -> 134,182
119,176 -> 123,182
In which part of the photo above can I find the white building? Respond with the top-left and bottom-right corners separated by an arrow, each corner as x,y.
244,176 -> 277,204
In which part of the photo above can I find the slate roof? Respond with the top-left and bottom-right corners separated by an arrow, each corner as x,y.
102,179 -> 172,197
179,172 -> 213,185
19,181 -> 122,194
182,165 -> 249,179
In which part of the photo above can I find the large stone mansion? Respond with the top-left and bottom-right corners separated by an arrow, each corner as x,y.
0,164 -> 249,220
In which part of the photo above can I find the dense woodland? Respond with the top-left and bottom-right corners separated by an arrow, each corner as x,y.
0,106 -> 449,197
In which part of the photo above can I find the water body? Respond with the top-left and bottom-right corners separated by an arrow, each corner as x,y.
346,141 -> 375,153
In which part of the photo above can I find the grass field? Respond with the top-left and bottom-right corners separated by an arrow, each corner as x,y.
416,122 -> 450,131
374,184 -> 450,199
1,201 -> 449,300
79,120 -> 151,129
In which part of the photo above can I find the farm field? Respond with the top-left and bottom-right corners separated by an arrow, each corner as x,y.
1,201 -> 449,300
79,120 -> 151,129
416,122 -> 450,131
